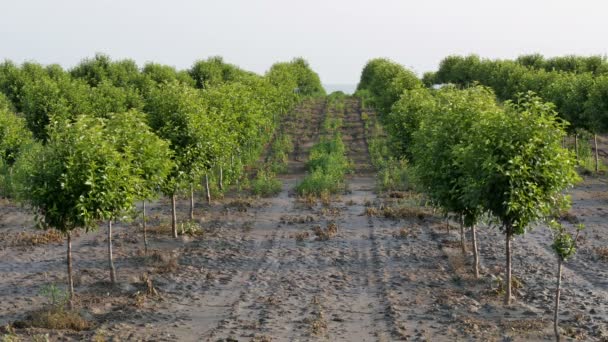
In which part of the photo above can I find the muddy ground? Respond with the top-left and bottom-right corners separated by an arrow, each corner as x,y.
0,98 -> 607,341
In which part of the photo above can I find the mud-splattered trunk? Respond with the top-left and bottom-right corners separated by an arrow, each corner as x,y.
505,225 -> 513,305
143,200 -> 148,255
594,134 -> 599,173
219,166 -> 224,191
574,134 -> 579,161
554,258 -> 563,342
205,173 -> 211,204
472,225 -> 480,279
66,232 -> 74,308
460,215 -> 466,255
189,183 -> 194,221
108,220 -> 117,284
171,193 -> 178,238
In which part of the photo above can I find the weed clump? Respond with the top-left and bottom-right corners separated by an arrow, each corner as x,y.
595,247 -> 608,261
251,169 -> 282,197
311,222 -> 338,241
13,284 -> 92,331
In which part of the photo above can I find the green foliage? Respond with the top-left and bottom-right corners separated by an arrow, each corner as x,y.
251,169 -> 282,197
0,96 -> 33,166
385,87 -> 437,158
297,134 -> 350,196
377,158 -> 412,192
434,54 -> 608,133
550,221 -> 584,261
356,58 -> 422,117
39,283 -> 69,309
267,133 -> 294,174
145,81 -> 217,193
16,116 -> 133,233
455,92 -> 580,234
189,56 -> 255,89
266,58 -> 325,98
411,86 -> 500,224
105,110 -> 174,202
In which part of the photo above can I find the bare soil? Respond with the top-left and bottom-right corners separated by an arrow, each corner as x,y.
0,98 -> 607,341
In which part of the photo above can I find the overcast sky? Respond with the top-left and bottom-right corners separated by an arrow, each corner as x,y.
1,0 -> 607,85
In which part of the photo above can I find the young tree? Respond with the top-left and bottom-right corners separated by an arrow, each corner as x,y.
549,220 -> 583,342
411,86 -> 501,276
105,110 -> 173,255
15,116 -> 130,303
456,93 -> 580,304
145,81 -> 216,237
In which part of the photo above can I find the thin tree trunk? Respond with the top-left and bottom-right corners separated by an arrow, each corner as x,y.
189,183 -> 194,221
574,134 -> 579,161
143,200 -> 148,255
460,214 -> 466,255
594,134 -> 599,173
66,232 -> 74,309
171,193 -> 178,238
219,166 -> 224,191
108,220 -> 117,284
505,226 -> 513,305
472,225 -> 480,279
446,216 -> 450,234
554,259 -> 563,342
205,173 -> 211,204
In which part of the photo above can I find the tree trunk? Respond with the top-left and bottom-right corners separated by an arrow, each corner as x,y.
189,183 -> 194,221
446,216 -> 450,234
143,200 -> 148,255
219,166 -> 224,191
66,232 -> 74,309
108,220 -> 117,284
205,173 -> 211,204
472,225 -> 480,279
171,194 -> 178,238
460,214 -> 466,255
505,226 -> 513,305
554,259 -> 563,342
574,134 -> 579,161
594,134 -> 599,173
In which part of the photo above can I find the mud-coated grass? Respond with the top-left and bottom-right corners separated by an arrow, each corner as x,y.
14,307 -> 92,331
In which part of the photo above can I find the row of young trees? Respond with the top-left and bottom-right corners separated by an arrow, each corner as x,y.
0,54 -> 325,304
426,54 -> 608,173
356,58 -> 581,340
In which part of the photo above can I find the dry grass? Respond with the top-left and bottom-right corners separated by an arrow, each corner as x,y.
8,230 -> 64,247
364,205 -> 430,220
224,198 -> 253,212
364,207 -> 380,217
320,207 -> 341,216
147,250 -> 180,274
393,227 -> 414,239
280,215 -> 315,224
305,297 -> 328,337
294,231 -> 310,242
145,223 -> 172,236
595,247 -> 608,261
132,273 -> 161,308
382,206 -> 430,220
311,222 -> 338,241
14,307 -> 92,331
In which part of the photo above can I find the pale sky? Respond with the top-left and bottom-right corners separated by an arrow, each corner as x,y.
1,0 -> 607,84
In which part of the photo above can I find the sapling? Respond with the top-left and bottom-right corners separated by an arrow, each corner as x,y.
549,220 -> 584,342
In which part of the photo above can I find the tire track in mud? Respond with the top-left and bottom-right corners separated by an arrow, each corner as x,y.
197,98 -> 331,341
